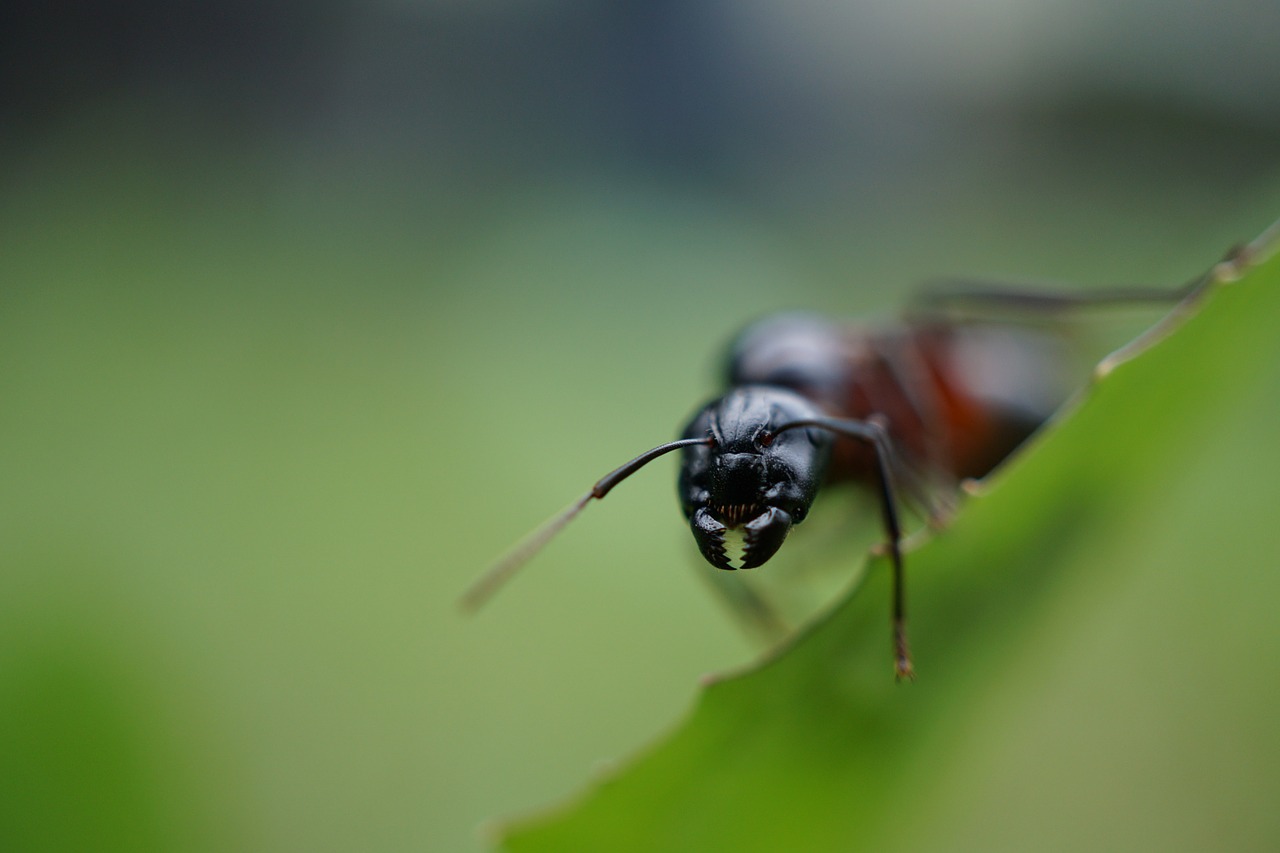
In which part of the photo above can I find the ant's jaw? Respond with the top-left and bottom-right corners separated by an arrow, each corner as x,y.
690,506 -> 732,569
690,505 -> 793,570
739,505 -> 792,568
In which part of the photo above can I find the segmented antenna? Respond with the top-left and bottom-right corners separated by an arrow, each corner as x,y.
460,437 -> 711,611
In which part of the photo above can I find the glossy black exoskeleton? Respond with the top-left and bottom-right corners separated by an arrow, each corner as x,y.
678,387 -> 832,572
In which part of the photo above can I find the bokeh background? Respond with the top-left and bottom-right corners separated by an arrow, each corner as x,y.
2,2 -> 1279,851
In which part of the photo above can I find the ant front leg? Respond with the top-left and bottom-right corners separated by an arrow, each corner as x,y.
772,415 -> 913,680
862,415 -> 912,680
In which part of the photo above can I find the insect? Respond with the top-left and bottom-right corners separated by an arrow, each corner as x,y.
462,279 -> 1199,679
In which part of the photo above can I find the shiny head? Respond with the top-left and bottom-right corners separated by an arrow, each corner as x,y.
678,387 -> 833,570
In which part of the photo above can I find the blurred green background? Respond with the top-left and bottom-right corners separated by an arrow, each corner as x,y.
2,2 -> 1279,851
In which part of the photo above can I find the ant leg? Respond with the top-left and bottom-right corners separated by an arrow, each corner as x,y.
920,227 -> 1280,322
772,416 -> 913,680
876,429 -> 956,529
863,418 -> 913,681
907,277 -> 1198,322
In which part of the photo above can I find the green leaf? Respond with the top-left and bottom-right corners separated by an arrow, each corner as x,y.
498,228 -> 1280,852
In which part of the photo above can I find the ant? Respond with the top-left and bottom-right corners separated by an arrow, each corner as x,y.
462,274 -> 1210,679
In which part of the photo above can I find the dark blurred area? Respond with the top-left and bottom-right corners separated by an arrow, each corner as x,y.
5,0 -> 1278,237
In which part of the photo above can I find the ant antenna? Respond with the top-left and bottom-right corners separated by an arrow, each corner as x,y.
460,437 -> 712,612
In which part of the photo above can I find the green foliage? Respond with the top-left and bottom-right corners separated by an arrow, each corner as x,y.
500,245 -> 1280,851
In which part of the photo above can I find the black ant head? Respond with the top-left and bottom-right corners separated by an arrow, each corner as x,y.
678,387 -> 833,570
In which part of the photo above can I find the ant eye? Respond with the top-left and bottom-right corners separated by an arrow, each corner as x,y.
758,431 -> 775,448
